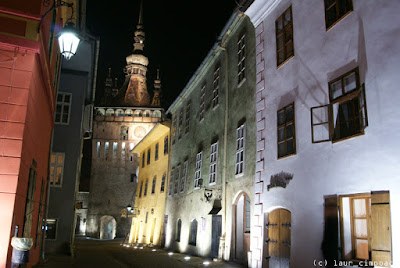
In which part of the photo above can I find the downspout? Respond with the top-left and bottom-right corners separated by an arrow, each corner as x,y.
217,44 -> 229,260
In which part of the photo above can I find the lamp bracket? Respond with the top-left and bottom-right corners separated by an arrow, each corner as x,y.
38,0 -> 74,33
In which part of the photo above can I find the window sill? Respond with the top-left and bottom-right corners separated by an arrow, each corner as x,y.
277,55 -> 294,69
194,187 -> 200,191
235,173 -> 244,179
209,182 -> 216,186
238,78 -> 246,88
326,10 -> 353,31
212,104 -> 219,111
332,131 -> 364,144
278,152 -> 296,160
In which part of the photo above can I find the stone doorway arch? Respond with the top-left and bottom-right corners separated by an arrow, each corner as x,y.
100,215 -> 116,240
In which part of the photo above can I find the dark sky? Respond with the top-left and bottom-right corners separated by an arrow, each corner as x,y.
86,0 -> 239,109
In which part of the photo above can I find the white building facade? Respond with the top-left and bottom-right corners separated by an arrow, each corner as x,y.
246,0 -> 400,267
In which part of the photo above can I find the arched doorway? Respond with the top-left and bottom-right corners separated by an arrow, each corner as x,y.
264,208 -> 291,268
233,192 -> 251,263
100,215 -> 116,240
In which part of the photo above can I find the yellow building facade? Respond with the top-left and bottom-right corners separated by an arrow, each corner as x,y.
129,121 -> 170,246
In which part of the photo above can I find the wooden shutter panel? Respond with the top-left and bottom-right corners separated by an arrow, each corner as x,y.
371,191 -> 392,265
322,195 -> 339,263
311,104 -> 331,143
280,209 -> 291,268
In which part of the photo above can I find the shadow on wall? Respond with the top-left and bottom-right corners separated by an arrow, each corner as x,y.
100,215 -> 116,239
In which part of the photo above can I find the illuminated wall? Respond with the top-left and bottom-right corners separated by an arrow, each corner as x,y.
128,122 -> 170,246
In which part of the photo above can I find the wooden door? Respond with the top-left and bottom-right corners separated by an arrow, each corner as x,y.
211,215 -> 222,258
265,209 -> 291,268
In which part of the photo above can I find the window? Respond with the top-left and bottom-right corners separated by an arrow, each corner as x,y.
113,142 -> 118,159
55,92 -> 71,124
23,164 -> 37,238
121,142 -> 126,160
160,174 -> 166,193
178,110 -> 183,139
235,124 -> 245,175
172,118 -> 177,145
164,136 -> 168,155
185,102 -> 191,134
180,161 -> 188,192
276,6 -> 294,67
142,152 -> 145,168
169,168 -> 174,196
139,182 -> 143,197
105,142 -> 109,160
176,219 -> 182,242
277,103 -> 296,158
155,143 -> 159,161
144,180 -> 148,196
213,67 -> 220,107
145,212 -> 149,223
130,174 -> 137,183
325,0 -> 353,29
151,177 -> 156,194
323,191 -> 392,264
209,142 -> 218,184
311,68 -> 367,143
174,165 -> 180,194
50,153 -> 64,186
238,34 -> 246,84
120,126 -> 129,140
147,149 -> 151,165
189,219 -> 198,246
194,152 -> 203,188
45,219 -> 57,240
199,85 -> 206,121
96,142 -> 100,158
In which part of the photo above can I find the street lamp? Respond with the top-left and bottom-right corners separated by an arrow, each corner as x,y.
38,0 -> 81,60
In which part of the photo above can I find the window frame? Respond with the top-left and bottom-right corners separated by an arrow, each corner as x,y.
180,161 -> 188,192
311,68 -> 368,143
276,6 -> 294,67
174,165 -> 180,195
235,124 -> 246,176
199,85 -> 206,121
209,142 -> 218,185
185,101 -> 191,134
237,33 -> 246,85
144,179 -> 148,196
147,148 -> 151,165
324,0 -> 353,30
164,136 -> 169,155
49,152 -> 65,187
277,103 -> 296,158
142,152 -> 145,168
212,67 -> 220,108
169,168 -> 174,196
189,219 -> 198,246
194,151 -> 203,189
155,143 -> 159,161
160,174 -> 166,193
55,92 -> 72,125
151,177 -> 156,194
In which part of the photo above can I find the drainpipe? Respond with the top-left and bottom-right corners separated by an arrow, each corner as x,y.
217,44 -> 229,260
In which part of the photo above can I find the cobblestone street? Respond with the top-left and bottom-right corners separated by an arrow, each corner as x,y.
34,237 -> 245,268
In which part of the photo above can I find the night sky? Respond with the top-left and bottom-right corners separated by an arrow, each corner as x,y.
86,0 -> 239,109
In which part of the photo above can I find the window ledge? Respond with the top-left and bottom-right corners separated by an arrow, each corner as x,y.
277,55 -> 294,69
332,131 -> 364,144
194,187 -> 200,191
238,78 -> 246,88
235,173 -> 244,179
326,10 -> 353,31
208,182 -> 216,186
212,104 -> 219,111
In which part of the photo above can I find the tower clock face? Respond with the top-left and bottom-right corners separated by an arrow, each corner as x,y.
134,126 -> 146,138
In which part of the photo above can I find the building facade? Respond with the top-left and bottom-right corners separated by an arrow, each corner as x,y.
86,2 -> 164,239
128,121 -> 170,246
245,0 -> 400,267
0,0 -> 79,266
164,11 -> 256,265
45,28 -> 99,255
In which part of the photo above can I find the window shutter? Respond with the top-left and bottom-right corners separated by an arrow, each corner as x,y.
279,209 -> 291,267
358,84 -> 368,131
322,195 -> 339,263
311,105 -> 331,143
371,191 -> 392,265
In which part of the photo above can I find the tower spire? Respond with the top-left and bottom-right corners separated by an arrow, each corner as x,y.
133,0 -> 145,52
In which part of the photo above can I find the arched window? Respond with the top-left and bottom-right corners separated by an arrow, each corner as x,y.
189,219 -> 198,246
176,219 -> 182,242
115,109 -> 124,116
153,110 -> 161,118
97,108 -> 105,116
144,110 -> 151,117
125,109 -> 133,116
133,110 -> 142,117
105,109 -> 114,116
